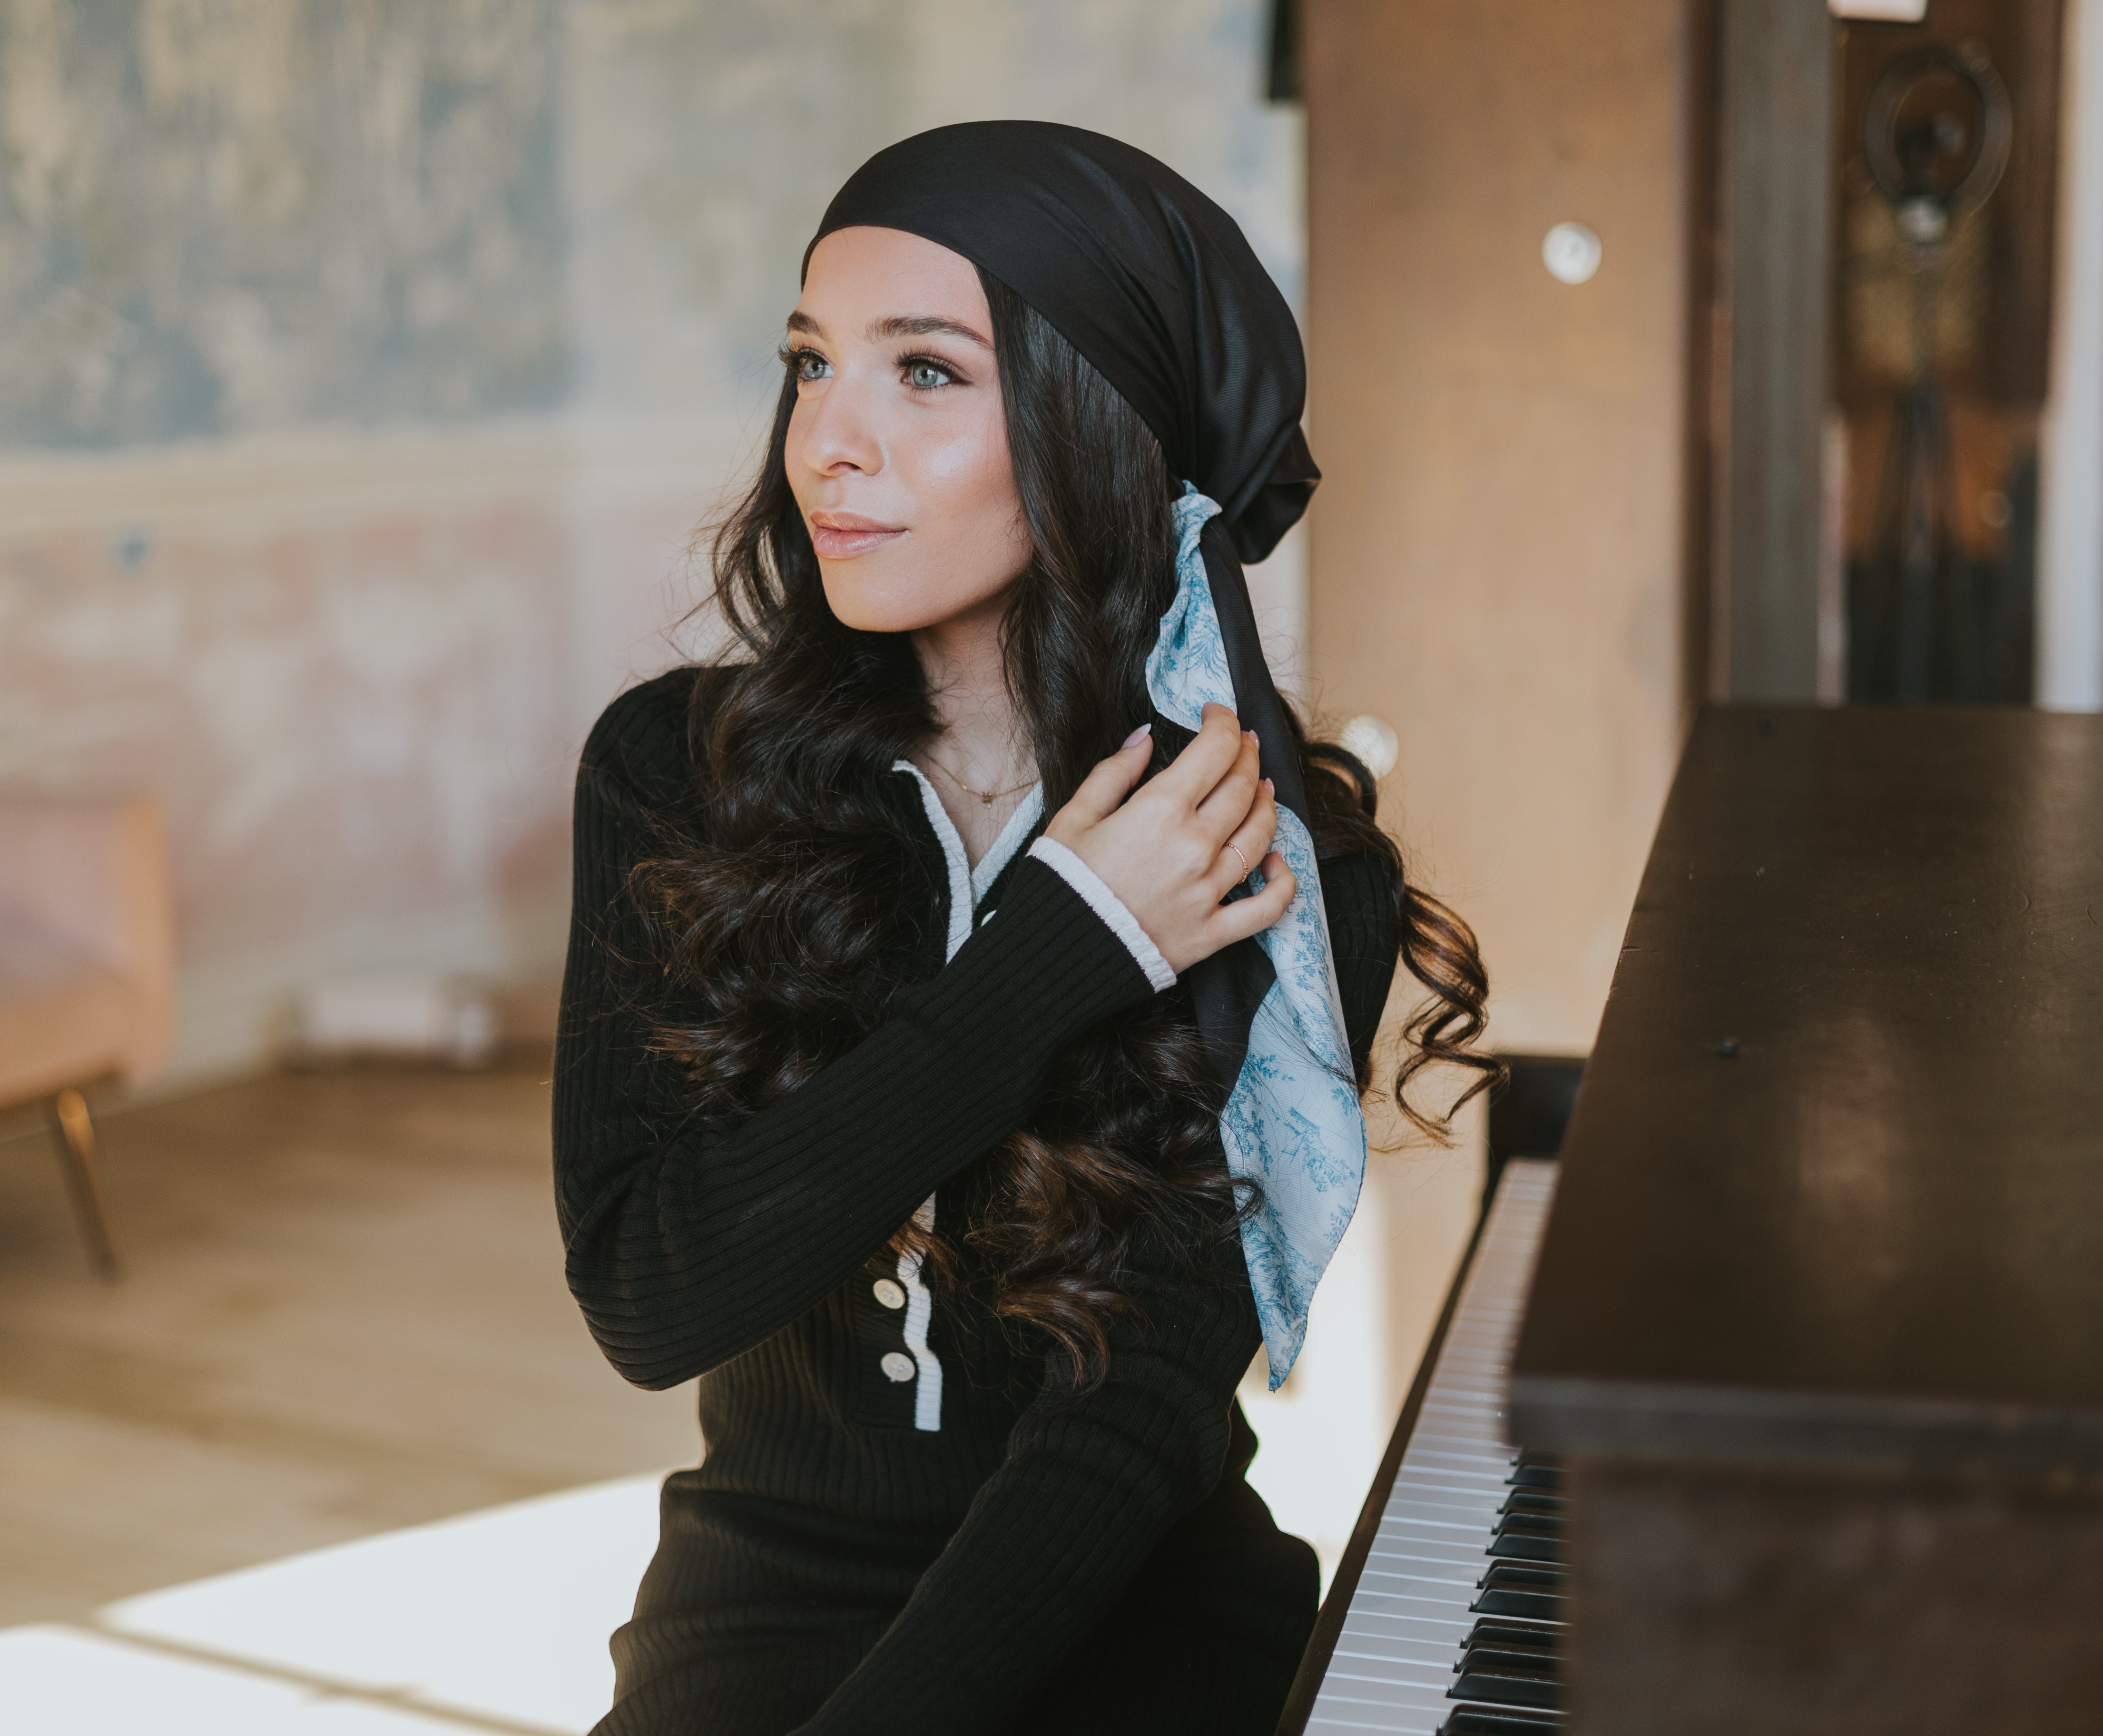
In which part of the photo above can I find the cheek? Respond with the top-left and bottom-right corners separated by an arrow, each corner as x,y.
782,400 -> 816,503
914,409 -> 1026,563
806,393 -> 1031,636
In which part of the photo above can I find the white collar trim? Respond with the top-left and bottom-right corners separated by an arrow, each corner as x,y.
890,761 -> 1042,962
973,785 -> 1045,903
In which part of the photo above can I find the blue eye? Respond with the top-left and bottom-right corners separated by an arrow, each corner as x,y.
794,350 -> 830,383
904,358 -> 954,390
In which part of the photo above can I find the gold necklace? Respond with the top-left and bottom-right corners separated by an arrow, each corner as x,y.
925,755 -> 1037,809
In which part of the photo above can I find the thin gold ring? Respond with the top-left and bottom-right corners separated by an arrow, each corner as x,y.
1227,842 -> 1251,880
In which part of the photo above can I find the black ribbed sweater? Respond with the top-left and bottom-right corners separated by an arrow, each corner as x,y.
553,670 -> 1401,1735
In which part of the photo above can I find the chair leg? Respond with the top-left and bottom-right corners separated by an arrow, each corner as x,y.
49,1087 -> 123,1282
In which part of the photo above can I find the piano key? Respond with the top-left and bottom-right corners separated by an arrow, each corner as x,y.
1470,1564 -> 1566,1622
1505,1454 -> 1565,1492
1457,1621 -> 1559,1659
1485,1513 -> 1563,1564
1436,1709 -> 1560,1736
1448,1659 -> 1559,1711
1299,1159 -> 1563,1735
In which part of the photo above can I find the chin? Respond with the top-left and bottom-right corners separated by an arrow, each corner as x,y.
817,564 -> 949,635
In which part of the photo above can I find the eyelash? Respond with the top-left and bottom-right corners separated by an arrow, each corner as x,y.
779,346 -> 964,392
898,353 -> 961,391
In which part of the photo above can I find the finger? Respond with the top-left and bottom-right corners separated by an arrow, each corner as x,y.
1060,724 -> 1154,826
1193,732 -> 1262,840
1208,782 -> 1278,896
1149,703 -> 1244,807
1209,852 -> 1296,945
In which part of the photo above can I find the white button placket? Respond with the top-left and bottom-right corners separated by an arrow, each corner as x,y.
885,766 -> 1045,1434
894,1202 -> 941,1428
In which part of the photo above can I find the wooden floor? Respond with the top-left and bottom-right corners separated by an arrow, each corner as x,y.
0,1059 -> 696,1630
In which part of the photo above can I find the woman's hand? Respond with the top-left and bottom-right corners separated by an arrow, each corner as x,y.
1044,703 -> 1295,975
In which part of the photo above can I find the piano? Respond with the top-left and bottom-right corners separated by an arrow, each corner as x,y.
1279,706 -> 2103,1736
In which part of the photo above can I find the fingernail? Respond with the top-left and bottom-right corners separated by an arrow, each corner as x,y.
1122,722 -> 1152,748
1244,730 -> 1258,745
1261,778 -> 1274,793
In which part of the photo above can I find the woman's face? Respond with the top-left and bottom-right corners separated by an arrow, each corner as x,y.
785,226 -> 1030,635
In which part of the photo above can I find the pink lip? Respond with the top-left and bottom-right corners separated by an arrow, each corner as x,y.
808,512 -> 904,560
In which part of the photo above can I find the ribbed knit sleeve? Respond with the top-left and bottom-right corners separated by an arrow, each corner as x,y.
552,677 -> 1159,1391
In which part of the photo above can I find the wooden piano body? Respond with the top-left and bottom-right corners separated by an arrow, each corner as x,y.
1281,705 -> 2103,1735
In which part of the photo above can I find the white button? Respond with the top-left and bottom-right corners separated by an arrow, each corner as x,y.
872,1278 -> 906,1310
880,1351 -> 916,1383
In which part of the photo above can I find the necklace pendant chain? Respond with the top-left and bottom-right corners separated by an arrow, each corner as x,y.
925,753 -> 1035,809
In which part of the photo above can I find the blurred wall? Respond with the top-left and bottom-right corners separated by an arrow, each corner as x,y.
0,1 -> 573,1078
1295,0 -> 1698,1538
1305,0 -> 1695,1056
0,0 -> 1305,1082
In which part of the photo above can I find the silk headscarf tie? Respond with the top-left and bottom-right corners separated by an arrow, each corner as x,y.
808,121 -> 1363,1385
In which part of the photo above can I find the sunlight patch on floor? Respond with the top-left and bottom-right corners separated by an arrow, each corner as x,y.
7,1474 -> 666,1736
3,1626 -> 473,1734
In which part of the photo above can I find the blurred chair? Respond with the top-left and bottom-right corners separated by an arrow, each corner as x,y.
0,795 -> 176,1278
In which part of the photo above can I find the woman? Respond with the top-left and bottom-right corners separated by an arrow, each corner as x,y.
554,122 -> 1492,1736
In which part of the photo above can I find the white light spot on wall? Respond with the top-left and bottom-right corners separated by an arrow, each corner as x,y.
1338,713 -> 1399,779
1542,221 -> 1602,286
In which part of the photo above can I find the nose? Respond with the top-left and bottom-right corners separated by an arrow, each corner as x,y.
792,366 -> 884,479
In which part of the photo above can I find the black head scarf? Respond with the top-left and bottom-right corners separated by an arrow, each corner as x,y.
806,119 -> 1318,562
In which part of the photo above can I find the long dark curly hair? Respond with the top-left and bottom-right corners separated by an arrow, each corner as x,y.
635,271 -> 1495,1387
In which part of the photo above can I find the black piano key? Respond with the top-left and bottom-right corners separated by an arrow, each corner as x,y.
1505,1450 -> 1565,1492
1497,1488 -> 1564,1519
1436,1712 -> 1561,1736
1449,1659 -> 1561,1711
1476,1562 -> 1564,1594
1487,1510 -> 1563,1563
1456,1645 -> 1558,1680
1459,1619 -> 1560,1662
1472,1562 -> 1566,1621
1471,1585 -> 1563,1620
1456,1618 -> 1560,1701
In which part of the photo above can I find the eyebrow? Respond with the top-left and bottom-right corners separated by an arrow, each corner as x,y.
784,310 -> 992,350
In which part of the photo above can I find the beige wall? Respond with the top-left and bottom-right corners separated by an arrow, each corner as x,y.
1304,0 -> 1696,1059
